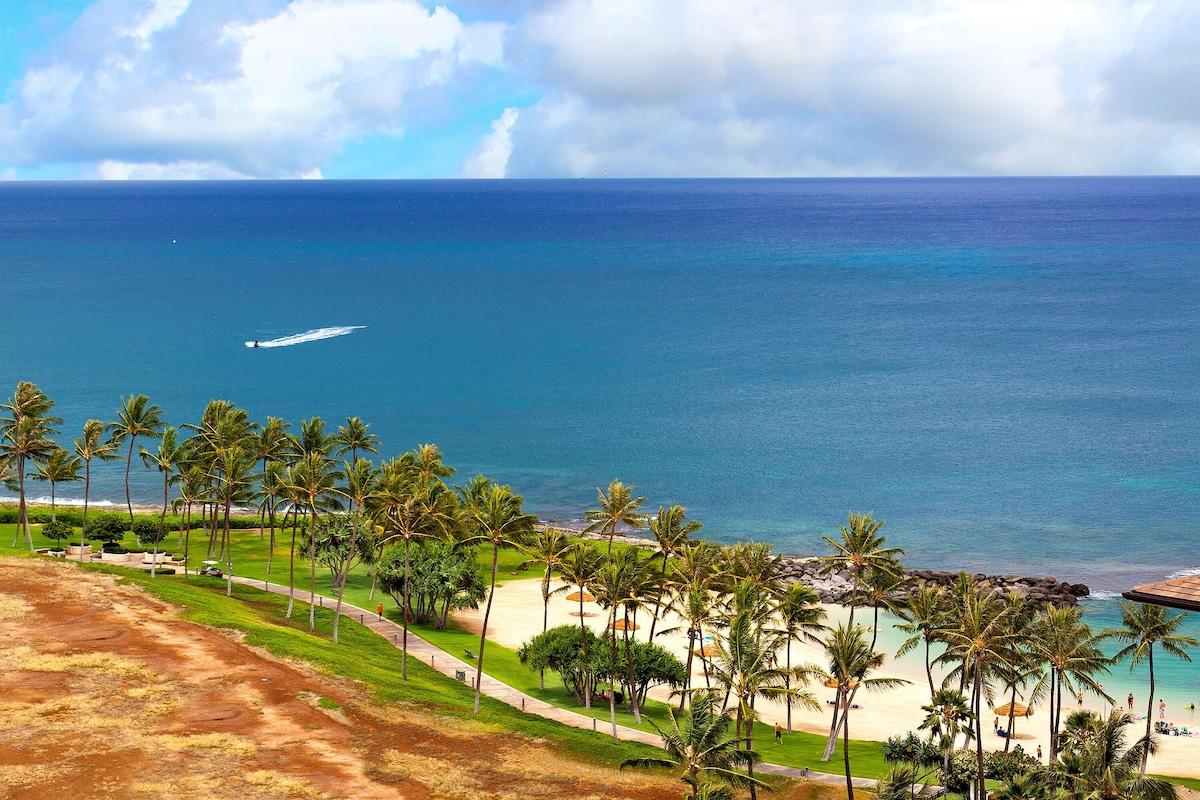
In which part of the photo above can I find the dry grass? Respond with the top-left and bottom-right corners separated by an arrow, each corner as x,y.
0,592 -> 34,615
244,770 -> 328,799
14,648 -> 161,681
126,684 -> 183,715
377,751 -> 491,800
0,763 -> 63,789
157,732 -> 258,759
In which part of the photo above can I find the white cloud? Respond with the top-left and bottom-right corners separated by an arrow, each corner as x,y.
460,106 -> 518,177
0,0 -> 505,178
504,0 -> 1200,176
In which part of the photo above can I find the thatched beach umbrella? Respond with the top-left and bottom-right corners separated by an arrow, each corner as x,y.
994,701 -> 1034,718
823,677 -> 861,690
609,618 -> 640,632
565,590 -> 595,603
692,644 -> 721,658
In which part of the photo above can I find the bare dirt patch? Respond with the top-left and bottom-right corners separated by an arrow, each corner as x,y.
0,559 -> 696,800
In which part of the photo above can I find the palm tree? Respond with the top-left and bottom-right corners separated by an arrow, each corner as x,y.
108,394 -> 165,537
1054,711 -> 1176,800
557,541 -> 603,709
412,443 -> 454,481
995,593 -> 1042,751
332,416 -> 379,466
284,452 -> 345,627
620,690 -> 770,800
818,623 -> 908,800
896,581 -> 947,701
646,505 -> 702,640
257,460 -> 288,573
614,546 -> 662,724
706,600 -> 819,800
777,582 -> 826,732
591,549 -> 638,739
172,463 -> 209,578
1031,605 -> 1112,762
74,419 -> 120,561
213,446 -> 259,597
819,511 -> 904,626
722,542 -> 786,595
30,446 -> 82,522
460,480 -> 537,713
859,559 -> 909,651
139,426 -> 183,578
253,417 -> 293,538
919,688 -> 975,785
992,772 -> 1051,800
518,526 -> 573,689
297,416 -> 333,459
1,382 -> 62,550
1102,601 -> 1197,775
585,479 -> 647,555
373,465 -> 456,674
935,580 -> 1020,800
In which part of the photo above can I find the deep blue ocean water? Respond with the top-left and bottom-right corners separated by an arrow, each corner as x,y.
5,177 -> 1200,704
3,178 -> 1200,592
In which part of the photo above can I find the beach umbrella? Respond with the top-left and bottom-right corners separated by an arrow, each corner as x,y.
692,644 -> 721,658
823,677 -> 861,690
609,618 -> 640,632
565,590 -> 595,602
994,701 -> 1034,718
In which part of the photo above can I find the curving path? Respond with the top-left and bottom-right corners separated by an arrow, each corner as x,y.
229,575 -> 889,792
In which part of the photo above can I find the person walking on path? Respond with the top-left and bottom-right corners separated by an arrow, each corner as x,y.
377,602 -> 384,621
775,722 -> 782,744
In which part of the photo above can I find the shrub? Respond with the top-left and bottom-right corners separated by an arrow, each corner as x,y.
84,512 -> 128,547
41,520 -> 74,543
984,748 -> 1041,782
943,750 -> 976,795
132,517 -> 164,544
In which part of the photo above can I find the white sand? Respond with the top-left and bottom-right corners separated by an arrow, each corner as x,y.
455,578 -> 1200,778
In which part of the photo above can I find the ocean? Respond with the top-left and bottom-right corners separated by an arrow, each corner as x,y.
3,178 -> 1200,589
4,177 -> 1200,705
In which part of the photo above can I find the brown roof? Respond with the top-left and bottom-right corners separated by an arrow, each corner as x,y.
1123,574 -> 1200,613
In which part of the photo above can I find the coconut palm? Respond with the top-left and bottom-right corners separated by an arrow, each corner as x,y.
591,549 -> 638,740
257,460 -> 288,573
1,382 -> 62,550
819,511 -> 904,626
919,688 -> 975,784
722,542 -> 786,595
460,480 -> 537,713
669,577 -> 725,706
995,593 -> 1043,751
373,465 -> 456,674
817,623 -> 909,800
777,582 -> 826,732
74,419 -> 120,561
332,416 -> 379,466
328,457 -> 382,644
705,602 -> 819,800
1102,601 -> 1197,774
896,581 -> 948,701
1054,711 -> 1176,800
585,479 -> 647,555
646,505 -> 702,640
611,546 -> 662,724
30,446 -> 82,522
1031,605 -> 1112,762
935,580 -> 1021,800
412,443 -> 454,481
139,426 -> 183,578
992,772 -> 1051,800
858,559 -> 909,651
252,417 -> 293,537
518,526 -> 574,689
212,446 -> 259,597
108,394 -> 165,536
296,416 -> 333,459
172,463 -> 210,578
620,690 -> 770,800
284,452 -> 345,626
557,541 -> 603,709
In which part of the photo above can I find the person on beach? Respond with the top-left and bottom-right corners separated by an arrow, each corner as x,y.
1128,693 -> 1135,710
775,722 -> 782,744
1077,692 -> 1083,706
377,602 -> 383,620
1160,699 -> 1166,719
1036,745 -> 1043,762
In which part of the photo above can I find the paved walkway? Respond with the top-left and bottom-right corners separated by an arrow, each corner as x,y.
229,575 -> 885,790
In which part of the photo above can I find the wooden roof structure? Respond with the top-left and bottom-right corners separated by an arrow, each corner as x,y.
1123,574 -> 1200,613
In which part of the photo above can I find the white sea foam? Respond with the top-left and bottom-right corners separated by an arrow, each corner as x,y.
0,495 -> 116,507
1166,567 -> 1200,579
245,326 -> 364,348
1084,590 -> 1123,600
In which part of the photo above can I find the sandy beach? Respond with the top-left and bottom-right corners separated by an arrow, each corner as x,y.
455,577 -> 1200,779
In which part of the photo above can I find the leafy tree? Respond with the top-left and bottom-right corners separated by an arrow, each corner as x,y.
585,479 -> 646,555
1054,711 -> 1176,800
379,539 -> 485,629
646,505 -> 702,640
896,581 -> 947,701
777,581 -> 826,732
85,511 -> 128,550
920,688 -> 975,784
620,690 -> 770,800
519,624 -> 599,703
41,519 -> 73,544
1031,605 -> 1112,761
1102,601 -> 1197,775
517,525 -> 573,689
108,393 -> 165,538
298,513 -> 374,642
30,446 -> 82,522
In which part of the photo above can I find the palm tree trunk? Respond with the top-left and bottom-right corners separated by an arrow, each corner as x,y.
786,639 -> 793,732
581,588 -> 592,710
223,495 -> 233,597
1142,646 -> 1155,775
540,566 -> 550,691
80,462 -> 91,562
822,686 -> 843,761
151,471 -> 167,579
843,700 -> 854,800
124,436 -> 137,537
402,536 -> 411,680
609,609 -> 619,742
474,542 -> 501,714
974,664 -> 986,800
18,454 -> 33,551
266,499 -> 276,574
648,554 -> 669,641
1005,684 -> 1017,752
308,507 -> 317,630
286,507 -> 297,617
680,627 -> 695,712
925,638 -> 935,701
50,479 -> 57,522
747,700 -> 758,800
624,611 -> 641,724
183,501 -> 191,581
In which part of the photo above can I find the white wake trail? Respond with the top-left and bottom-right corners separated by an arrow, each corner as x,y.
246,326 -> 364,348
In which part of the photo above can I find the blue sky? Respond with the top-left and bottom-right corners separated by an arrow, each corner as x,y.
1,0 -> 1197,179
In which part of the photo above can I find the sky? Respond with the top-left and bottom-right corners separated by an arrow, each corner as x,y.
0,0 -> 1197,179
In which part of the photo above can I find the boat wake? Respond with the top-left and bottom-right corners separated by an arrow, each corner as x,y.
246,326 -> 364,348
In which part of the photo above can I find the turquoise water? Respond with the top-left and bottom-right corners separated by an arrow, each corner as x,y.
2,178 -> 1199,599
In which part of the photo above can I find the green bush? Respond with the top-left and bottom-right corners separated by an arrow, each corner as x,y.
41,520 -> 74,543
984,748 -> 1041,782
132,518 -> 163,543
84,512 -> 128,547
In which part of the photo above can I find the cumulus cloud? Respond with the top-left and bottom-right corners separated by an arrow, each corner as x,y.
503,0 -> 1200,176
459,106 -> 518,177
0,0 -> 504,177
